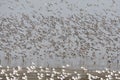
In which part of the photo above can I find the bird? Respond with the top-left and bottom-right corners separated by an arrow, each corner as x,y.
0,77 -> 3,80
17,66 -> 22,71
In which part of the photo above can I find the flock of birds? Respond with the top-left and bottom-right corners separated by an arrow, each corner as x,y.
0,8 -> 120,69
0,63 -> 120,80
0,1 -> 120,80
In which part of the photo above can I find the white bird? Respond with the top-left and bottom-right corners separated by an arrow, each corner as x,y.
17,66 -> 22,71
37,76 -> 42,80
1,69 -> 6,74
87,73 -> 92,80
7,66 -> 10,71
62,66 -> 66,68
0,77 -> 3,80
96,70 -> 101,74
74,71 -> 77,74
40,73 -> 44,78
0,65 -> 2,68
22,73 -> 28,80
13,68 -> 18,75
66,64 -> 70,67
